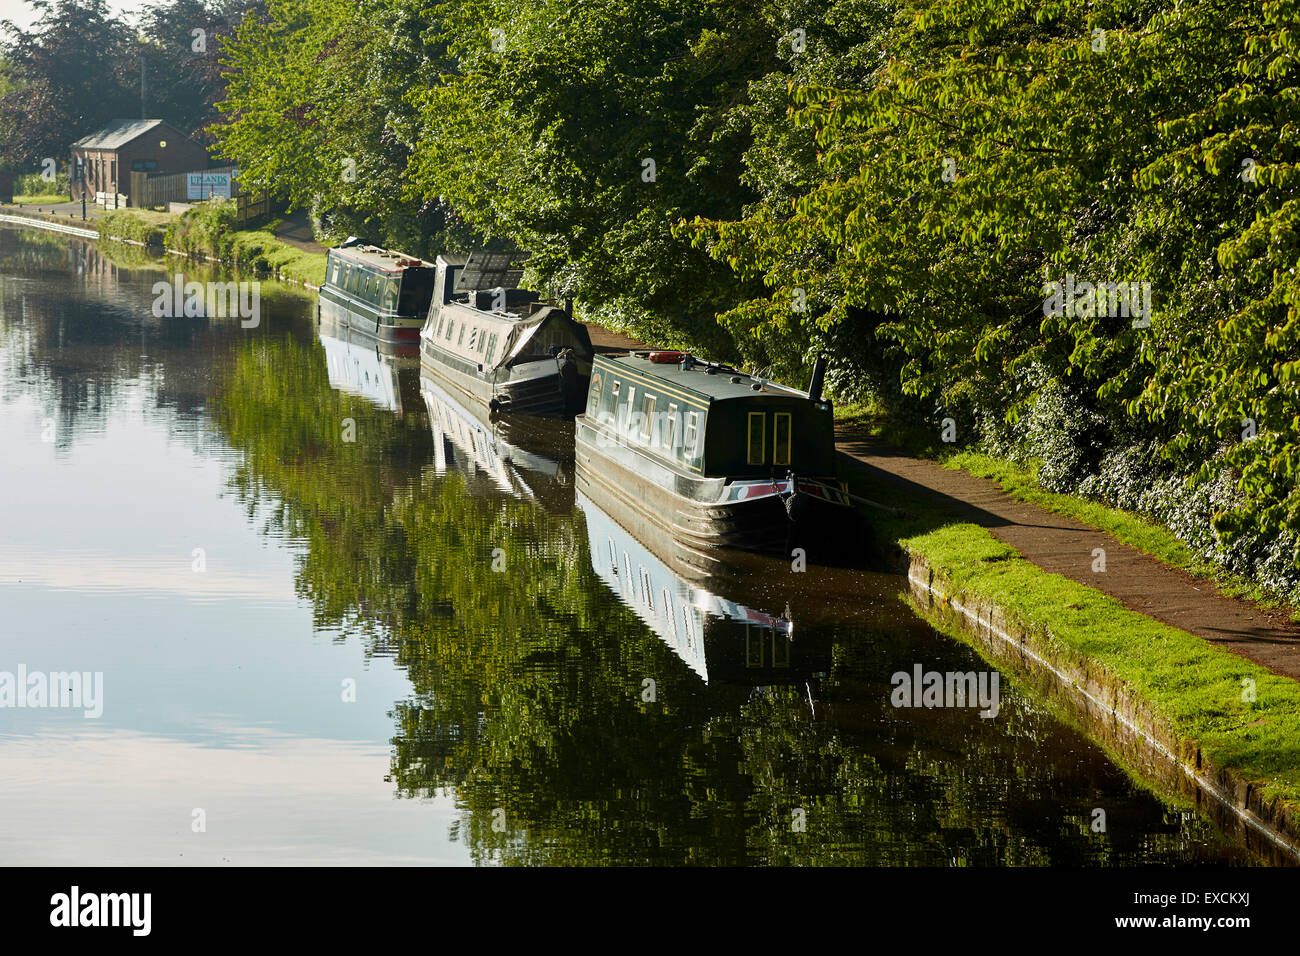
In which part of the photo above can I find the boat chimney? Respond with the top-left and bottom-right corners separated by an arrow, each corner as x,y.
807,353 -> 828,402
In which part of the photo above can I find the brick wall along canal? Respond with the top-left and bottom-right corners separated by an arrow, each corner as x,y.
0,225 -> 1264,865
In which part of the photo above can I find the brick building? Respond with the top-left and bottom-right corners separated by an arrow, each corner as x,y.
70,119 -> 209,205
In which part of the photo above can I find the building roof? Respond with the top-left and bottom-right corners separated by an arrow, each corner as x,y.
71,119 -> 171,151
595,353 -> 809,403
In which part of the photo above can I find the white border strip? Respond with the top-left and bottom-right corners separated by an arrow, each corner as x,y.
0,214 -> 99,239
908,567 -> 1300,862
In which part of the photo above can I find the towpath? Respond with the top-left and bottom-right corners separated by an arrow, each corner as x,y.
835,428 -> 1300,681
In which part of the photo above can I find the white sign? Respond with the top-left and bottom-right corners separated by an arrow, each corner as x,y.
186,171 -> 234,200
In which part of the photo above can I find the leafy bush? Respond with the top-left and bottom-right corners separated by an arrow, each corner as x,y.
99,210 -> 163,245
14,170 -> 69,196
164,199 -> 238,258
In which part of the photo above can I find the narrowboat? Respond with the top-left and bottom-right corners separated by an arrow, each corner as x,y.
419,253 -> 593,417
319,239 -> 436,345
578,488 -> 833,686
421,372 -> 574,513
575,350 -> 864,556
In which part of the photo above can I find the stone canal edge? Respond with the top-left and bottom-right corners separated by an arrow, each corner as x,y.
838,431 -> 1300,863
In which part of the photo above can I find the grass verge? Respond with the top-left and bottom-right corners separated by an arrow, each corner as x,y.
100,209 -> 167,245
10,194 -> 71,205
224,228 -> 326,286
165,200 -> 326,286
842,462 -> 1300,827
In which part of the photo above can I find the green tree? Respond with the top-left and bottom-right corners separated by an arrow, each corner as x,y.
0,0 -> 141,167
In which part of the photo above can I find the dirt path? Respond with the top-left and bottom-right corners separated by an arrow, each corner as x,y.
836,428 -> 1300,682
271,209 -> 327,255
585,324 -> 645,354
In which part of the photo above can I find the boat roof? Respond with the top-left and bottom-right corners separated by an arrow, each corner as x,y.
330,243 -> 436,274
595,353 -> 807,403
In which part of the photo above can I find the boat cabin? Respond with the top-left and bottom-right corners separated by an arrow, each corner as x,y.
422,254 -> 592,374
324,243 -> 437,320
583,353 -> 837,478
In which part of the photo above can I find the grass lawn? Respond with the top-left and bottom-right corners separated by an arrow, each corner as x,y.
9,193 -> 71,205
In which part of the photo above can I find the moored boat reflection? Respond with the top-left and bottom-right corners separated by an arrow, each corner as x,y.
420,372 -> 574,513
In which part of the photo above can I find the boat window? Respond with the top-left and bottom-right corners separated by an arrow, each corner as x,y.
746,628 -> 764,668
435,313 -> 445,338
478,329 -> 489,354
398,270 -> 435,316
607,380 -> 621,424
747,412 -> 765,465
468,327 -> 479,350
773,634 -> 790,668
640,568 -> 653,610
445,318 -> 455,341
457,323 -> 467,347
485,333 -> 498,363
640,395 -> 655,443
773,412 -> 792,467
381,277 -> 399,312
624,386 -> 636,433
329,260 -> 341,285
664,403 -> 678,451
684,411 -> 699,461
664,588 -> 675,635
608,539 -> 618,577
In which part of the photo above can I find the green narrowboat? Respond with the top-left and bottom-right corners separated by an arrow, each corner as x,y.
419,253 -> 593,417
319,240 -> 437,345
575,350 -> 861,554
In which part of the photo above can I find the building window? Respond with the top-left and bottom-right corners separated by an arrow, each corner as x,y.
747,412 -> 765,465
773,412 -> 792,467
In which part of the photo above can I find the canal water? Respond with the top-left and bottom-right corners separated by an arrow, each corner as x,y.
0,226 -> 1258,865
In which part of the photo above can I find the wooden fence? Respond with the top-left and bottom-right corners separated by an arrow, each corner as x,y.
129,166 -> 240,209
234,192 -> 271,227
